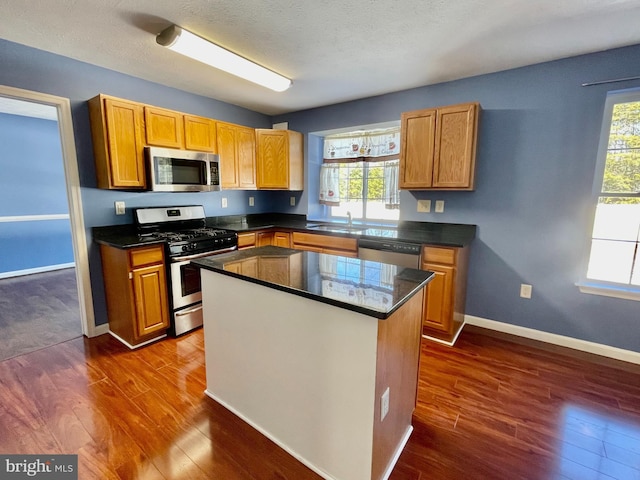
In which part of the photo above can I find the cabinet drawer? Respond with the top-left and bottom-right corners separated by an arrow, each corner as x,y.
422,246 -> 456,265
237,232 -> 257,248
292,232 -> 357,252
129,246 -> 164,267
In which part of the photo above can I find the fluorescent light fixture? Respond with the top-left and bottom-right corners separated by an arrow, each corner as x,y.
156,25 -> 292,92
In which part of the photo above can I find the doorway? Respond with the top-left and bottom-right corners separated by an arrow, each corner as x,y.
0,85 -> 95,353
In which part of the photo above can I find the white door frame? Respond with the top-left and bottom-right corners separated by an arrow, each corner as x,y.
0,85 -> 96,337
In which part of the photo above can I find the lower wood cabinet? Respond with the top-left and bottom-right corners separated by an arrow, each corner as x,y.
99,244 -> 170,348
420,245 -> 469,343
291,231 -> 358,257
273,231 -> 291,248
237,230 -> 292,249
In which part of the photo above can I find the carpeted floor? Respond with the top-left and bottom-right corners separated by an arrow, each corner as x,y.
0,268 -> 82,361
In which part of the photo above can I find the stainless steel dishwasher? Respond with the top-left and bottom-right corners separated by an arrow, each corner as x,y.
357,238 -> 421,268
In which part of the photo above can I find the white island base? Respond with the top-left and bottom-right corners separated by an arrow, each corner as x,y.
201,270 -> 424,480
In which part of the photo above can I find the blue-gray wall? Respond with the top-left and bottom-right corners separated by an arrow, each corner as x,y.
274,44 -> 640,354
0,113 -> 74,273
1,36 -> 638,352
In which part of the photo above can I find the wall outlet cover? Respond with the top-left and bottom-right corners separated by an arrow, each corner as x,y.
290,196 -> 296,206
114,201 -> 125,215
435,200 -> 445,213
520,284 -> 532,299
221,197 -> 228,208
249,196 -> 255,207
381,387 -> 390,421
417,199 -> 431,213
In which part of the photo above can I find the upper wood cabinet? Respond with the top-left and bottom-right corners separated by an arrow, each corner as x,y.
399,102 -> 479,190
184,114 -> 217,152
144,106 -> 185,148
256,129 -> 304,190
89,94 -> 147,190
217,122 -> 256,189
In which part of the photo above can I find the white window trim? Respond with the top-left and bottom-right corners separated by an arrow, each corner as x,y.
576,281 -> 640,301
578,87 -> 640,301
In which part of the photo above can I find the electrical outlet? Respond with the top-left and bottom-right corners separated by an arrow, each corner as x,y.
290,196 -> 296,206
417,199 -> 431,213
249,196 -> 255,207
221,197 -> 228,208
381,387 -> 390,421
435,200 -> 445,213
520,284 -> 532,299
114,201 -> 125,215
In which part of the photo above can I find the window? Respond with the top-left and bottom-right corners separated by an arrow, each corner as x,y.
319,127 -> 400,223
583,90 -> 640,298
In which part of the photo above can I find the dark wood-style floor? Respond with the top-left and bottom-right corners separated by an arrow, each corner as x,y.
0,326 -> 639,479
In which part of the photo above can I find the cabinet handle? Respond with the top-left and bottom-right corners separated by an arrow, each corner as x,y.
129,272 -> 133,280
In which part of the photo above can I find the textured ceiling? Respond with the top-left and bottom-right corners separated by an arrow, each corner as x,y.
1,0 -> 640,115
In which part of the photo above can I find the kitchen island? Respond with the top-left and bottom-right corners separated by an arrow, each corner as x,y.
192,246 -> 434,480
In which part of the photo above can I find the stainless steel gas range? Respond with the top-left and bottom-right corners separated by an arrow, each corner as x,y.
135,205 -> 237,336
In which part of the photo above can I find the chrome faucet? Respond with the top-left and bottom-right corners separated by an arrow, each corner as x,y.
347,211 -> 352,226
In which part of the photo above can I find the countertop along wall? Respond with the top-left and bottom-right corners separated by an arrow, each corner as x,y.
273,44 -> 640,355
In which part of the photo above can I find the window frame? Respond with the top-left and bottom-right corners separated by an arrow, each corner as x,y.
578,87 -> 640,301
328,159 -> 400,224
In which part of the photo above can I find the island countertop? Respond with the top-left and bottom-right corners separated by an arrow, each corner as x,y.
192,246 -> 434,319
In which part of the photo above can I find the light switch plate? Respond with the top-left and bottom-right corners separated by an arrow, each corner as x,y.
290,196 -> 296,206
435,200 -> 445,213
221,197 -> 228,208
417,199 -> 431,213
249,196 -> 255,207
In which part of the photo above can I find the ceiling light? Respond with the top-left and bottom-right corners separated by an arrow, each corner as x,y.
156,25 -> 292,92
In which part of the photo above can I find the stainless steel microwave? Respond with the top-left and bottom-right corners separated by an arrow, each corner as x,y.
145,146 -> 221,192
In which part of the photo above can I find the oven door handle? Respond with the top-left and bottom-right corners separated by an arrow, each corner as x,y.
175,304 -> 203,317
171,247 -> 237,263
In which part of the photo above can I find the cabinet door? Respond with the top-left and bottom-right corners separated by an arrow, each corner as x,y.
144,106 -> 185,148
102,97 -> 146,189
421,263 -> 454,333
257,129 -> 288,189
184,115 -> 217,152
217,122 -> 239,188
131,263 -> 169,338
432,103 -> 478,189
257,231 -> 274,246
274,232 -> 291,248
399,109 -> 436,189
237,126 -> 257,189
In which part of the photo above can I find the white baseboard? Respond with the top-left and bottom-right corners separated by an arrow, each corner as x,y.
108,330 -> 166,350
0,262 -> 75,279
465,315 -> 640,366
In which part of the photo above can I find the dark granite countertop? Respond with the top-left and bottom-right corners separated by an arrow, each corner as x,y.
92,224 -> 165,249
192,246 -> 434,319
93,213 -> 476,249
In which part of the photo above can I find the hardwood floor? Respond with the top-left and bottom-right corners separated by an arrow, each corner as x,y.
0,326 -> 638,479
